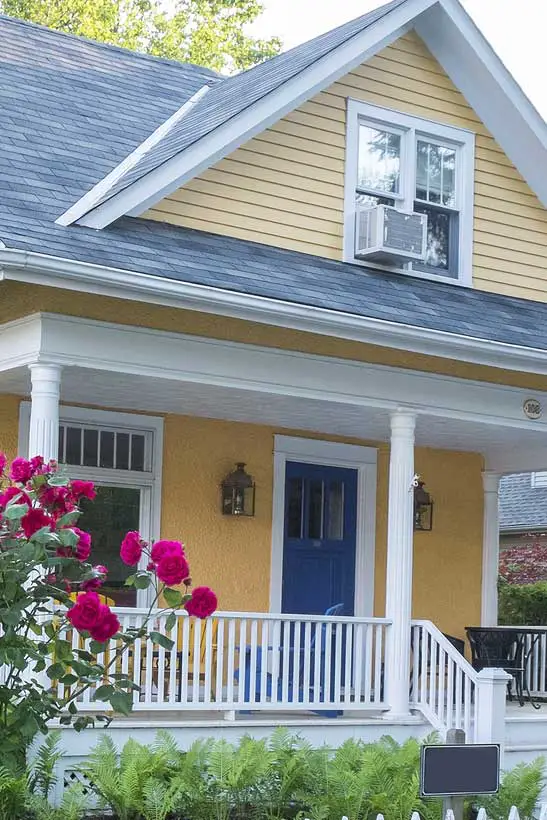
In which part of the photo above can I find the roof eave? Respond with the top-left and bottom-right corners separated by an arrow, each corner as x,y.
4,247 -> 547,377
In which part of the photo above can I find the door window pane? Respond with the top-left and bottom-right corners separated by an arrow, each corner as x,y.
116,433 -> 130,471
358,125 -> 401,194
416,140 -> 456,207
78,486 -> 141,607
65,427 -> 82,465
287,478 -> 303,539
83,428 -> 98,467
327,481 -> 344,540
307,480 -> 324,540
130,435 -> 145,472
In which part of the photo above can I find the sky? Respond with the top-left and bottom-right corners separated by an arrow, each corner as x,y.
249,0 -> 547,120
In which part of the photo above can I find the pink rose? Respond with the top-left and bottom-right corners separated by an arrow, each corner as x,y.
150,540 -> 184,563
57,527 -> 91,561
185,586 -> 217,619
81,565 -> 107,592
41,485 -> 73,517
156,553 -> 190,586
9,457 -> 34,484
21,508 -> 53,538
30,455 -> 45,475
0,486 -> 31,510
66,591 -> 102,632
0,453 -> 6,474
89,605 -> 120,643
120,531 -> 142,566
70,480 -> 96,502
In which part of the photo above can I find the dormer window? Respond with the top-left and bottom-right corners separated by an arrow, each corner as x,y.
344,100 -> 475,284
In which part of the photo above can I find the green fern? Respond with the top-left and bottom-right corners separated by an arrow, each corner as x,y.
28,730 -> 63,799
476,758 -> 545,820
0,766 -> 28,820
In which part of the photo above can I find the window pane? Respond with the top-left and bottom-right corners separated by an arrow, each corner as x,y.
416,140 -> 456,207
130,435 -> 145,472
78,486 -> 140,607
83,428 -> 98,467
65,427 -> 82,465
99,431 -> 114,468
58,426 -> 65,463
358,125 -> 401,194
116,432 -> 130,470
327,481 -> 344,540
287,478 -> 303,539
414,202 -> 451,270
307,480 -> 324,540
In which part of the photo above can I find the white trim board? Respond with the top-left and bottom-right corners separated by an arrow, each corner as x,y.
6,312 -> 547,435
269,435 -> 377,617
4,249 -> 547,378
55,0 -> 547,227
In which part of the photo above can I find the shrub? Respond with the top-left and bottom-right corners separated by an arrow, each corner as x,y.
498,577 -> 547,624
0,453 -> 216,763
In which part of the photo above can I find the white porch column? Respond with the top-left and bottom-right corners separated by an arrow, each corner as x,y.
481,471 -> 500,627
385,408 -> 416,717
28,364 -> 61,461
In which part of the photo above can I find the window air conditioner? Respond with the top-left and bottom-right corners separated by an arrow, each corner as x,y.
355,204 -> 427,264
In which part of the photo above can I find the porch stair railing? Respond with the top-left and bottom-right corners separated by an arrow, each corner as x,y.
51,608 -> 391,714
410,620 -> 480,741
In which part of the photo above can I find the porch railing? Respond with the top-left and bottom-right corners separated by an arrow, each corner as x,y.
523,631 -> 547,697
52,609 -> 391,714
410,620 -> 479,741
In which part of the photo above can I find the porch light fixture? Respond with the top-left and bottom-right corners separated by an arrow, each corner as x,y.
414,479 -> 433,531
221,462 -> 255,517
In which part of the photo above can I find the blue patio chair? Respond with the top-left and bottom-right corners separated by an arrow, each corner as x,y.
235,603 -> 345,717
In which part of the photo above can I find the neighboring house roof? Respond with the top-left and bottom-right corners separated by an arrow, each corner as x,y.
500,474 -> 547,533
57,0 -> 547,229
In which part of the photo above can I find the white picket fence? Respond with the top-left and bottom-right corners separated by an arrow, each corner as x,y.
50,608 -> 390,713
334,811 -> 546,820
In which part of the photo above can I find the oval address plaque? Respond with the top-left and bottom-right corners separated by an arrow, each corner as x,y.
523,398 -> 542,420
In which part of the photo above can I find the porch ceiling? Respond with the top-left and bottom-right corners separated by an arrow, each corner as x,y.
2,364 -> 547,474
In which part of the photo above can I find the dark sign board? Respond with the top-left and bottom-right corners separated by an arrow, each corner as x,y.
420,745 -> 500,797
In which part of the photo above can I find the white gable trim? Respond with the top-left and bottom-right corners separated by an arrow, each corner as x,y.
59,0 -> 547,230
68,0 -> 434,229
56,85 -> 211,227
416,0 -> 547,207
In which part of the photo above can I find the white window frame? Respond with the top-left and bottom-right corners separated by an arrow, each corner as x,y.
18,404 -> 164,607
344,99 -> 475,286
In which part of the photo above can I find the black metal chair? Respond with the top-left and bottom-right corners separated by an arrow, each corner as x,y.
465,627 -> 525,705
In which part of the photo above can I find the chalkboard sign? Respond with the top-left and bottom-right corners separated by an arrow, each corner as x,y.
420,745 -> 500,797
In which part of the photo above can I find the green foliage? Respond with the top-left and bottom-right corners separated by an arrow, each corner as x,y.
498,577 -> 547,624
28,731 -> 63,799
0,766 -> 28,820
0,0 -> 281,72
476,758 -> 545,820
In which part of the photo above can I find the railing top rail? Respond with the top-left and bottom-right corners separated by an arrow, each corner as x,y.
411,619 -> 478,680
103,608 -> 392,624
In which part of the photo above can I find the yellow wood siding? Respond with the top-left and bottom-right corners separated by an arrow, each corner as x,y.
144,31 -> 547,302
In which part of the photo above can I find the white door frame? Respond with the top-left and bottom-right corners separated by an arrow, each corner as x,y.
269,435 -> 377,616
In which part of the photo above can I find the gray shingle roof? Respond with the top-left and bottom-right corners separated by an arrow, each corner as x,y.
3,9 -> 547,355
500,474 -> 547,532
0,14 -> 218,222
91,0 -> 406,207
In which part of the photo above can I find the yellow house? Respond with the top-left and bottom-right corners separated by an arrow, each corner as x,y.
3,0 -> 547,762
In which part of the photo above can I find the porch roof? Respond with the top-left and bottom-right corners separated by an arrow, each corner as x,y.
4,220 -> 547,355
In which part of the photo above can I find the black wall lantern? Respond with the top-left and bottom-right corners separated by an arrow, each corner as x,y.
221,463 -> 255,517
414,479 -> 433,531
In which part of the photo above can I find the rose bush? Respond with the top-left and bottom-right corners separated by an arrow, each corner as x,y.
0,453 -> 216,765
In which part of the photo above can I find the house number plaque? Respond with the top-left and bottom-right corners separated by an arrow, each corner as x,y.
523,398 -> 542,419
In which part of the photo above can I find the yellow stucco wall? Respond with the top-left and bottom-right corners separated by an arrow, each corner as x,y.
144,31 -> 547,303
0,394 -> 20,461
161,414 -> 483,642
6,281 -> 547,396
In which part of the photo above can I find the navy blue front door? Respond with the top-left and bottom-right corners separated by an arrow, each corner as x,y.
281,461 -> 357,615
